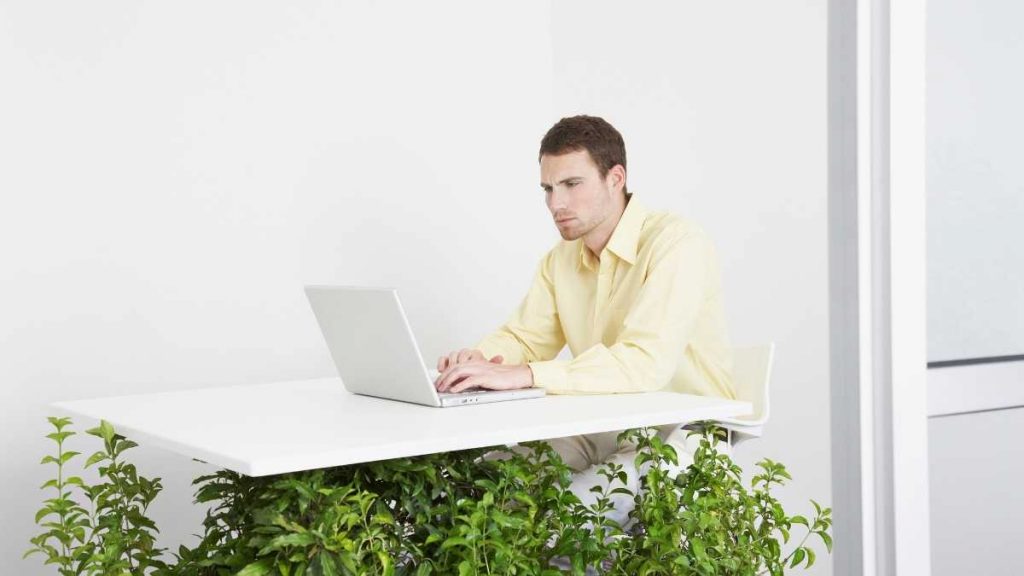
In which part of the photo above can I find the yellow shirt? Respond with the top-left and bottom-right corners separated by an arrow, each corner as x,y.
475,194 -> 735,399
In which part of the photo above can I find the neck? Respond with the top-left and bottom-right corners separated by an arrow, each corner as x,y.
583,193 -> 629,258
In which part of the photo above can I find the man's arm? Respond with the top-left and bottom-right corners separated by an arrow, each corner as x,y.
474,249 -> 566,366
528,229 -> 713,395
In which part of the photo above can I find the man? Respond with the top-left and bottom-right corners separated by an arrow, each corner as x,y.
433,115 -> 736,526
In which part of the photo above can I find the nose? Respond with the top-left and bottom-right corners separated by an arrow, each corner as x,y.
546,187 -> 568,212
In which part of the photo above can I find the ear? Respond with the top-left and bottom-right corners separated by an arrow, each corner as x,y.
607,164 -> 626,194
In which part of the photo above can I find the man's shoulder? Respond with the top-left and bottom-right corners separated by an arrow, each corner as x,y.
641,210 -> 711,246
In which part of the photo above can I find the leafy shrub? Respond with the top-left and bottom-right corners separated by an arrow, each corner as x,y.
25,418 -> 167,575
28,417 -> 831,575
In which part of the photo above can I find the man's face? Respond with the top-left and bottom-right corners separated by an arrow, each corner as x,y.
540,149 -> 622,242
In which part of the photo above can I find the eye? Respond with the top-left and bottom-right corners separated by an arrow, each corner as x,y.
567,181 -> 579,188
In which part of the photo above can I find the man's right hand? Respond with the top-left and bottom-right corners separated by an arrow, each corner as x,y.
435,349 -> 504,388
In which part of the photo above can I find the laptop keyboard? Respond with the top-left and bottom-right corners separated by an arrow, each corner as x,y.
438,389 -> 493,398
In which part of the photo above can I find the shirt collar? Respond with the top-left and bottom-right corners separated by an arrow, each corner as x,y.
577,193 -> 647,272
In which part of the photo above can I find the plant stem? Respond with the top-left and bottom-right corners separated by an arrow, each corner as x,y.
56,436 -> 70,570
754,523 -> 815,576
110,446 -> 136,572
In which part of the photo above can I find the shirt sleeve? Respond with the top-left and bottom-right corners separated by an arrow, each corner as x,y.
473,249 -> 566,366
527,229 -> 712,394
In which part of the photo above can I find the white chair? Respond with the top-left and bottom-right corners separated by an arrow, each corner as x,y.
714,343 -> 775,449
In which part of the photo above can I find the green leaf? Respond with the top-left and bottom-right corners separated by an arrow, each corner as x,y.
84,451 -> 107,468
258,532 -> 316,555
692,538 -> 706,560
821,531 -> 833,552
790,547 -> 806,568
440,537 -> 470,551
34,508 -> 55,523
115,439 -> 139,455
319,551 -> 340,576
86,420 -> 116,444
47,415 -> 72,427
236,559 -> 273,576
46,431 -> 75,443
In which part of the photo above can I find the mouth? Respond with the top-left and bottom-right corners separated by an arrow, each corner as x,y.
556,217 -> 574,224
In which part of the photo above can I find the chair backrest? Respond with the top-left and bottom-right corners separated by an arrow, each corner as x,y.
729,343 -> 775,425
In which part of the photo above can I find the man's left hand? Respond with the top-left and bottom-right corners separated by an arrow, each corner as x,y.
434,362 -> 534,393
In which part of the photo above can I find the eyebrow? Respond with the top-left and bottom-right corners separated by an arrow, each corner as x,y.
540,177 -> 582,189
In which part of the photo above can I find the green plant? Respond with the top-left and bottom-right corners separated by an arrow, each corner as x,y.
603,426 -> 833,575
28,417 -> 831,575
170,439 -> 580,575
25,417 -> 168,575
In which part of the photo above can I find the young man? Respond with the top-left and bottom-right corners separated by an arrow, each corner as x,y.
433,115 -> 736,525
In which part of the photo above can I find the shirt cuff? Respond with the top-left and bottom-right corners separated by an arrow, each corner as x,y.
527,359 -> 569,392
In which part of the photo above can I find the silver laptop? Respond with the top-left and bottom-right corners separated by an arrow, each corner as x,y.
304,285 -> 546,407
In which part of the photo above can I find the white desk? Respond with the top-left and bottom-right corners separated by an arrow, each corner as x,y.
51,376 -> 752,477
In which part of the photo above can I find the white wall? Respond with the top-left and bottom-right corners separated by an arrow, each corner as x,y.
550,2 -> 830,575
2,1 -> 830,572
1,1 -> 555,570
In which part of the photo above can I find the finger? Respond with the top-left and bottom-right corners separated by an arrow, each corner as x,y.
446,374 -> 474,393
489,355 -> 504,364
457,348 -> 474,364
439,373 -> 466,393
450,376 -> 482,394
437,364 -> 474,392
447,351 -> 460,370
438,356 -> 448,372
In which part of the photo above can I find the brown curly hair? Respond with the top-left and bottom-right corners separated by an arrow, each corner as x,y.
539,115 -> 628,194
